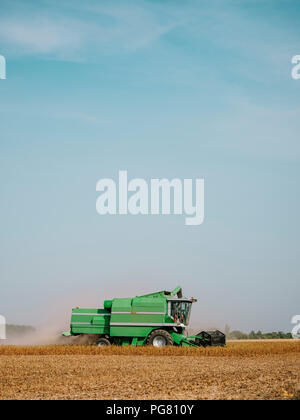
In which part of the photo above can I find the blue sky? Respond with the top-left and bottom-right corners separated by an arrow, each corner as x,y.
0,0 -> 299,332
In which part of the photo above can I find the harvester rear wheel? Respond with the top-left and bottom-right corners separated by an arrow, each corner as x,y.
147,330 -> 174,347
96,337 -> 111,346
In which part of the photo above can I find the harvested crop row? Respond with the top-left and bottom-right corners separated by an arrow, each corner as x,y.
0,340 -> 299,357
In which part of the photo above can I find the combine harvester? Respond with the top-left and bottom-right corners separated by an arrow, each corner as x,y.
62,286 -> 225,347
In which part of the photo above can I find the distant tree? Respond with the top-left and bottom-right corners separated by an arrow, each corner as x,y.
225,325 -> 231,337
256,330 -> 263,339
249,330 -> 256,339
229,330 -> 248,340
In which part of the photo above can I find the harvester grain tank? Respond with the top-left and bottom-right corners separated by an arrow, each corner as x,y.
62,286 -> 225,347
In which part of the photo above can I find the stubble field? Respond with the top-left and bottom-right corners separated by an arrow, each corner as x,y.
0,341 -> 299,400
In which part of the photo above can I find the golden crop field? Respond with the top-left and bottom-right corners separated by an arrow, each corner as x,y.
0,341 -> 299,400
0,340 -> 299,356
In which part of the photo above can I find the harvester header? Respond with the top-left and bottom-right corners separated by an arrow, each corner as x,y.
62,286 -> 225,347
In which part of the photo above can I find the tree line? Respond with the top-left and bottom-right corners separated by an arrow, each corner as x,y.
225,325 -> 293,340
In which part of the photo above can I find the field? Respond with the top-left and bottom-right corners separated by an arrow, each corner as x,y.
0,341 -> 299,400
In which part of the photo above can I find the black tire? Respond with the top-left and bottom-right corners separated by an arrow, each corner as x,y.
147,330 -> 174,347
96,337 -> 111,346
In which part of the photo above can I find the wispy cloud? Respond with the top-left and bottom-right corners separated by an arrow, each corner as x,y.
0,0 -> 178,60
1,0 -> 299,78
0,17 -> 86,57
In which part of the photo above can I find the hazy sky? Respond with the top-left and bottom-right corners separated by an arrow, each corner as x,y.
0,0 -> 299,333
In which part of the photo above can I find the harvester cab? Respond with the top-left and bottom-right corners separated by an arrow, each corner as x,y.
62,285 -> 226,347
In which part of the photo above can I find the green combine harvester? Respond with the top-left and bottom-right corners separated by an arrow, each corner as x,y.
62,286 -> 225,347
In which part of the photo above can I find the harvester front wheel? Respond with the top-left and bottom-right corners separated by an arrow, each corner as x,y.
147,330 -> 173,347
96,338 -> 111,346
